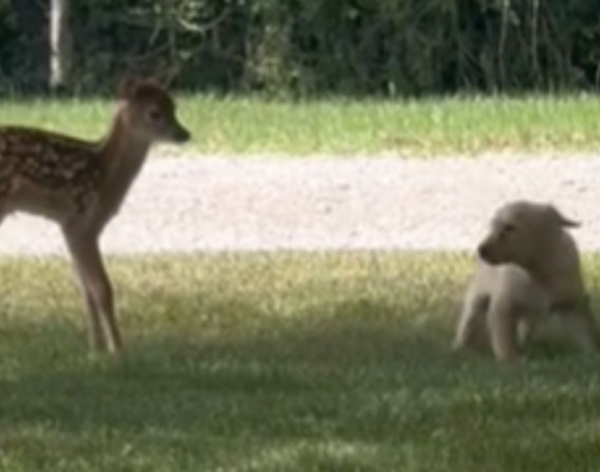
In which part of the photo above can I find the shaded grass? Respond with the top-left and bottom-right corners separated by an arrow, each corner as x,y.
3,251 -> 600,471
2,94 -> 600,156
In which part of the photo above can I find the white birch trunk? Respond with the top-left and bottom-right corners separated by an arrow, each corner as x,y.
50,0 -> 71,90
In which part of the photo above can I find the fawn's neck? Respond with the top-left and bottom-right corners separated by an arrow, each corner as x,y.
92,106 -> 152,225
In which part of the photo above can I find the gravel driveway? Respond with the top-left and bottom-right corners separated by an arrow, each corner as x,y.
2,151 -> 600,255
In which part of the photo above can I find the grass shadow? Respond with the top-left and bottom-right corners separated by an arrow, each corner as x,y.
3,251 -> 600,471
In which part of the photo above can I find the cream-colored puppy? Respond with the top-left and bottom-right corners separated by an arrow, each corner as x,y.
454,200 -> 599,361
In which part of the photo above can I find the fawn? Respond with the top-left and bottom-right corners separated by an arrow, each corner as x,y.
0,77 -> 190,354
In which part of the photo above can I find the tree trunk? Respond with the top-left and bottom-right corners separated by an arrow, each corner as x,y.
49,0 -> 72,91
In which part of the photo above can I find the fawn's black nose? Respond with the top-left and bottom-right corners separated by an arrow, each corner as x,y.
173,125 -> 191,143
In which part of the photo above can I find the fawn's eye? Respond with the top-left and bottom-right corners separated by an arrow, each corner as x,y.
148,108 -> 162,122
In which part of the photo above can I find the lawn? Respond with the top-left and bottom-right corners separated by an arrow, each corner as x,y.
3,251 -> 600,471
2,94 -> 600,156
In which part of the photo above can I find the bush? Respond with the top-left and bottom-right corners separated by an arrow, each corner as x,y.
1,0 -> 600,96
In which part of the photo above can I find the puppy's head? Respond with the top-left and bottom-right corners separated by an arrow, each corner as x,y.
477,201 -> 579,269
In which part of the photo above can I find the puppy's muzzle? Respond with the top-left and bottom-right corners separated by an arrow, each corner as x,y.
478,242 -> 498,264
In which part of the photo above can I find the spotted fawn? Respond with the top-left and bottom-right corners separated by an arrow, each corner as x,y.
0,77 -> 190,353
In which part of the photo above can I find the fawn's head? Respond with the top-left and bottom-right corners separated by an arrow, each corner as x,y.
117,77 -> 190,144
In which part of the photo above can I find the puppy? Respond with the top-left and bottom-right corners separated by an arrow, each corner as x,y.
453,200 -> 599,361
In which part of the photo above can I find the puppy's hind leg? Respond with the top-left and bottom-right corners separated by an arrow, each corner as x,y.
568,300 -> 600,353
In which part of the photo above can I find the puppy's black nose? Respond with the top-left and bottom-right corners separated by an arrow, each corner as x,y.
477,243 -> 490,261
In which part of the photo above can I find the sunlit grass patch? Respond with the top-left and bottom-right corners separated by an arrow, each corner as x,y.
2,94 -> 600,156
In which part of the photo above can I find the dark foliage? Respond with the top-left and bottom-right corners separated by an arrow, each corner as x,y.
1,0 -> 600,96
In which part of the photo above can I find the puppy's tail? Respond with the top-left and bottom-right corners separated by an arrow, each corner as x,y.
548,205 -> 580,228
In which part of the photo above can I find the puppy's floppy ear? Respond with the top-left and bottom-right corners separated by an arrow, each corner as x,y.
546,204 -> 580,228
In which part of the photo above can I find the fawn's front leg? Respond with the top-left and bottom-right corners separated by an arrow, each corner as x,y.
63,227 -> 122,354
0,205 -> 7,227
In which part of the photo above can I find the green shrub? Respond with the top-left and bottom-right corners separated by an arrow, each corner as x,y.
1,0 -> 600,96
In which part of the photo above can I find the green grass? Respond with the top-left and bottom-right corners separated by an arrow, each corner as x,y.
2,94 -> 600,156
3,251 -> 600,471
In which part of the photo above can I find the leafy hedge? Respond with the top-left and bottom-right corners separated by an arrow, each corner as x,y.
1,0 -> 600,96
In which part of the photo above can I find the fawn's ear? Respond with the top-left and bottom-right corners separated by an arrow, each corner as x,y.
118,76 -> 164,100
118,76 -> 141,100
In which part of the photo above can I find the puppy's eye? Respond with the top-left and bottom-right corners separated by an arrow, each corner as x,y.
503,223 -> 517,234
